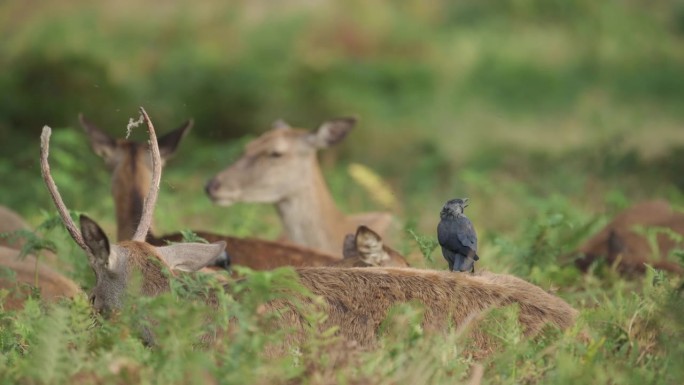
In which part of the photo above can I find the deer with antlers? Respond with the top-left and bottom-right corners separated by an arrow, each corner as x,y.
43,108 -> 576,350
204,118 -> 393,255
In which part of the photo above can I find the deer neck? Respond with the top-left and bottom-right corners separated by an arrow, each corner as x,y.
112,146 -> 153,241
276,159 -> 346,256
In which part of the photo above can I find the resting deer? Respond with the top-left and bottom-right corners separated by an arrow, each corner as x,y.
575,200 -> 684,275
44,109 -> 576,351
79,114 -> 344,270
0,246 -> 81,311
204,117 -> 393,255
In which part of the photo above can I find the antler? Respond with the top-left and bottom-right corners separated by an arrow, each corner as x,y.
132,106 -> 161,242
40,126 -> 95,260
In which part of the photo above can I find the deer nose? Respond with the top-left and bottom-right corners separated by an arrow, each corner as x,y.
205,178 -> 220,196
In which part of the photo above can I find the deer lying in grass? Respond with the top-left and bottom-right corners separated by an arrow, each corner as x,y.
44,109 -> 576,351
205,118 -> 393,255
80,114 -> 344,270
575,200 -> 684,275
0,205 -> 75,310
0,246 -> 81,311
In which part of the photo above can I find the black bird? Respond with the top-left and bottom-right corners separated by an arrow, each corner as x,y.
437,198 -> 479,273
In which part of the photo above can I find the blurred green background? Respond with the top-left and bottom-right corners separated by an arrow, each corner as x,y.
3,2 -> 684,383
1,0 -> 683,250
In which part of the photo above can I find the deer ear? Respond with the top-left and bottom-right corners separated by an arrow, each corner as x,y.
155,241 -> 227,272
158,119 -> 193,160
79,113 -> 118,163
309,117 -> 357,148
79,215 -> 111,273
342,234 -> 357,259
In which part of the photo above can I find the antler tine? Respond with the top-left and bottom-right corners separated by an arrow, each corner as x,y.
40,126 -> 94,259
132,107 -> 161,242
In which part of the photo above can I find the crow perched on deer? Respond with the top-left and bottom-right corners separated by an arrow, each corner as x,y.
438,198 -> 479,273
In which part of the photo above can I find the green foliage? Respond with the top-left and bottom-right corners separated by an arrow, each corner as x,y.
178,229 -> 209,244
406,227 -> 439,263
1,1 -> 684,383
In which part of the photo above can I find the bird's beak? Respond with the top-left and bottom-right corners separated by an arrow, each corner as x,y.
463,198 -> 469,207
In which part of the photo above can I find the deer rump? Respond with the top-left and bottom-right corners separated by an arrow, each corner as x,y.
230,267 -> 577,348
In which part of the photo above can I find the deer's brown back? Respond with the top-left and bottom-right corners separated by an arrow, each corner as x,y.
0,246 -> 81,310
285,267 -> 577,347
148,232 -> 341,270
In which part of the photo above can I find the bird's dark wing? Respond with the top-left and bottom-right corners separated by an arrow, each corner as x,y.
454,216 -> 477,253
438,217 -> 477,255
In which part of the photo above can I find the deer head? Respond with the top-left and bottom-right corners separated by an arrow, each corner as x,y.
205,117 -> 356,205
80,114 -> 193,241
339,226 -> 409,267
41,108 -> 225,316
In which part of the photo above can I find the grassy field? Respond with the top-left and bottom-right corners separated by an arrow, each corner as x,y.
1,0 -> 684,383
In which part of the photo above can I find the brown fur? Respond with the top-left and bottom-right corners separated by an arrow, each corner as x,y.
126,243 -> 576,349
0,205 -> 31,249
0,246 -> 81,310
118,241 -> 173,296
284,268 -> 577,346
149,232 -> 341,269
112,143 -> 149,241
102,238 -> 575,349
575,200 -> 684,275
205,118 -> 393,255
0,205 -> 58,264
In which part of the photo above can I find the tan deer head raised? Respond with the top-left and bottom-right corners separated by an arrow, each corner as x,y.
205,117 -> 392,255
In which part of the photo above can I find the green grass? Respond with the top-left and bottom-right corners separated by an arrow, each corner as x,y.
1,0 -> 684,383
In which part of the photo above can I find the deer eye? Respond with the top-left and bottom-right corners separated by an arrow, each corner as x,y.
268,151 -> 283,158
